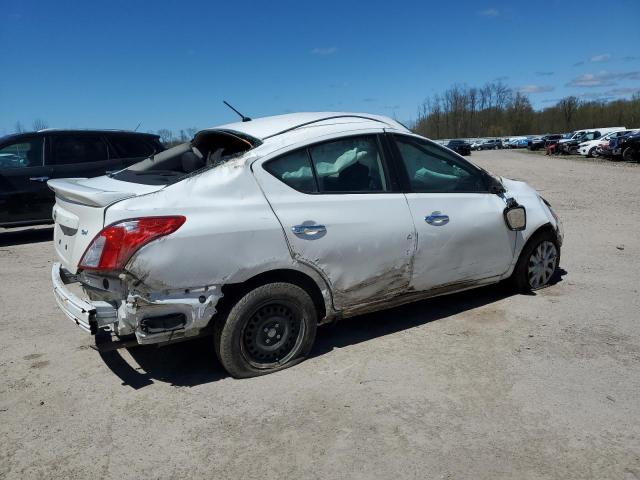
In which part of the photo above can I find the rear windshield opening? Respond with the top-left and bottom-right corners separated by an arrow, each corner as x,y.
111,130 -> 259,185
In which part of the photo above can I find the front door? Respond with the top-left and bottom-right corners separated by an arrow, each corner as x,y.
253,134 -> 415,310
390,134 -> 516,291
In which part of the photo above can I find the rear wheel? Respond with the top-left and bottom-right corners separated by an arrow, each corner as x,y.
512,230 -> 560,292
214,282 -> 317,378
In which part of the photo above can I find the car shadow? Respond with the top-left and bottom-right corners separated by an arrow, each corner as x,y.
99,270 -> 566,389
0,226 -> 53,247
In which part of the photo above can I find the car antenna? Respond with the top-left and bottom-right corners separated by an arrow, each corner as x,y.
134,122 -> 141,131
223,100 -> 252,122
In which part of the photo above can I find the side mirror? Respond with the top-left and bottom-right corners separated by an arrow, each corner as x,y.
504,203 -> 526,231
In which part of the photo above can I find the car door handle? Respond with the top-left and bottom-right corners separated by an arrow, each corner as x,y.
425,212 -> 449,226
292,224 -> 327,236
29,176 -> 50,183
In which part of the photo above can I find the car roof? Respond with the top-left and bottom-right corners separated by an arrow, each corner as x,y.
204,112 -> 410,143
0,129 -> 160,144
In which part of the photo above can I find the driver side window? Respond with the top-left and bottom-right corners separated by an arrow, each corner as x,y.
394,136 -> 487,193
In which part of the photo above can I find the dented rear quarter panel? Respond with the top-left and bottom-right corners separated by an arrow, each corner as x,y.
104,158 -> 306,293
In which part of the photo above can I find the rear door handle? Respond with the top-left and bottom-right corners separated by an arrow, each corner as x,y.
292,224 -> 327,237
425,212 -> 449,226
29,176 -> 50,183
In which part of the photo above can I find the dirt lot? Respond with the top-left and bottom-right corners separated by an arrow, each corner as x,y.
1,149 -> 639,479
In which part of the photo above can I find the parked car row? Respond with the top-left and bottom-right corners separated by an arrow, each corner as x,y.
533,127 -> 640,161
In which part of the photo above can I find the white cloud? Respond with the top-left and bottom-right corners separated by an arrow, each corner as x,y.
566,70 -> 640,87
590,54 -> 611,63
311,47 -> 337,56
517,85 -> 555,94
478,8 -> 499,17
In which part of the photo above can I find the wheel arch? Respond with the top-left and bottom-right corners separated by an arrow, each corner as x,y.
214,268 -> 332,327
514,222 -> 561,266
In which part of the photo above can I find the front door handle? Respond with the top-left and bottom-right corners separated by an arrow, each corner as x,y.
292,224 -> 327,237
29,176 -> 50,183
425,212 -> 449,226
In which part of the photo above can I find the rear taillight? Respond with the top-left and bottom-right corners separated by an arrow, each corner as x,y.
79,216 -> 186,271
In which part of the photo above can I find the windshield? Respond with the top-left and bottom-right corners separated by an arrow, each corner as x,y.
110,130 -> 259,185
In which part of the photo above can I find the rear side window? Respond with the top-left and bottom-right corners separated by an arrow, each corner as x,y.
308,136 -> 388,192
49,135 -> 109,165
264,135 -> 390,194
108,135 -> 160,158
0,138 -> 44,168
265,149 -> 317,193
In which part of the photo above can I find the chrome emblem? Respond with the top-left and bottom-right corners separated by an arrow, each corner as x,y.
81,229 -> 88,235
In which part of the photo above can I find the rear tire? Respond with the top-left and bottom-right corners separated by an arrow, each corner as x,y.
214,282 -> 317,378
511,230 -> 560,292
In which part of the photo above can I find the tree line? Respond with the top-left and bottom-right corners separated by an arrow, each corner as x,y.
413,82 -> 640,139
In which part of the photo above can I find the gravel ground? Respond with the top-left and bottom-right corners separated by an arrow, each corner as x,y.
1,149 -> 639,479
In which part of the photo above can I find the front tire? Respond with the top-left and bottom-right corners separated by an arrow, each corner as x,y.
623,146 -> 638,162
587,147 -> 596,158
214,282 -> 317,378
512,230 -> 560,292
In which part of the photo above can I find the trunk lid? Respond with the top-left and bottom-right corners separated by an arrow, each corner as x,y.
48,176 -> 163,272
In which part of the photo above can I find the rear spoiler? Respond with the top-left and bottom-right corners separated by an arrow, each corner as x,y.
47,178 -> 136,208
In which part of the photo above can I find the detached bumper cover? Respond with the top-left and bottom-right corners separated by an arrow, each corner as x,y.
52,262 -> 117,334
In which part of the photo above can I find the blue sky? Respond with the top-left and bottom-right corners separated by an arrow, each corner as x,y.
1,0 -> 639,135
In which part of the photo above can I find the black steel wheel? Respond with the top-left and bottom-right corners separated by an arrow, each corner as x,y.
241,301 -> 303,368
214,282 -> 317,378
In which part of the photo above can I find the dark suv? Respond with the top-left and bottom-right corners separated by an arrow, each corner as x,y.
445,139 -> 471,156
479,139 -> 503,150
0,130 -> 164,228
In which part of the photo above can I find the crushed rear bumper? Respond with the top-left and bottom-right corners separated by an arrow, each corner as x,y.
52,262 -> 117,334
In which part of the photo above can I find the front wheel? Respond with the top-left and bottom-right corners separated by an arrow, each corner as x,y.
587,147 -> 596,158
214,282 -> 317,378
623,146 -> 638,162
512,231 -> 560,292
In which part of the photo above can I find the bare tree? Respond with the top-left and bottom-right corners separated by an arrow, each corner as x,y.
157,129 -> 175,145
32,119 -> 49,131
558,97 -> 580,131
14,121 -> 25,133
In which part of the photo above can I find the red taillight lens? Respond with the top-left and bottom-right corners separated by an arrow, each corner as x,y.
79,216 -> 186,271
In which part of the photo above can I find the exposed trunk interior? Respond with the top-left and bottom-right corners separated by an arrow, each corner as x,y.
110,130 -> 259,185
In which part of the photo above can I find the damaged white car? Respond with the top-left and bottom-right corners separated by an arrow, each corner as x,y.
50,112 -> 563,378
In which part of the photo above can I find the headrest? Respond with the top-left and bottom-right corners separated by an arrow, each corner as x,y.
181,150 -> 205,173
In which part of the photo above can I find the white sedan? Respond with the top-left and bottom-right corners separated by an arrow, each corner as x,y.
49,112 -> 563,378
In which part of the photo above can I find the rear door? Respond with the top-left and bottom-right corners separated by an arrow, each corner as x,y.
390,133 -> 516,291
47,132 -> 120,180
0,136 -> 53,226
253,133 -> 415,310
